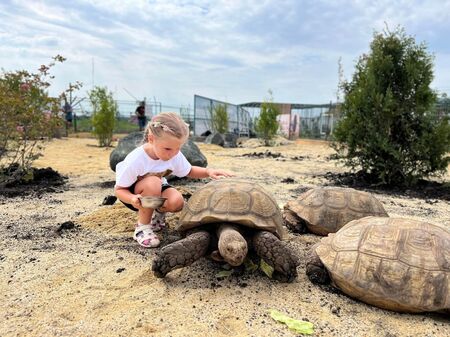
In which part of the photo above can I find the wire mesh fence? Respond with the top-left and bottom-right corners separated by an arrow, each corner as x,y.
193,95 -> 252,136
65,96 -> 449,138
67,98 -> 194,134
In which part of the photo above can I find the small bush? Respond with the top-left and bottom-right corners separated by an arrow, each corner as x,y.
88,86 -> 117,147
255,91 -> 280,145
208,103 -> 229,134
332,27 -> 450,186
0,56 -> 67,186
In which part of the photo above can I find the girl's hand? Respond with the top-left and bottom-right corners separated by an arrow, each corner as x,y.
131,194 -> 142,209
206,168 -> 234,179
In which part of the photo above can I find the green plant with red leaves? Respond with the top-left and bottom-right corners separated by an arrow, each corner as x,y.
0,55 -> 78,185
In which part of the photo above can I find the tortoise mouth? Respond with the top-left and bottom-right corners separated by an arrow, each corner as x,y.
226,255 -> 246,267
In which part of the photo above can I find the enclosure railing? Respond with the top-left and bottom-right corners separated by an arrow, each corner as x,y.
65,96 -> 450,139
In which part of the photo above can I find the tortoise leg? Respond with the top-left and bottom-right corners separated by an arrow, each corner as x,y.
152,230 -> 211,278
305,244 -> 330,284
252,231 -> 299,283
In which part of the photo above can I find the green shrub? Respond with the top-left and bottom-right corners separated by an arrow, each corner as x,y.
255,91 -> 280,145
208,103 -> 229,134
332,27 -> 450,186
0,56 -> 67,185
88,86 -> 117,147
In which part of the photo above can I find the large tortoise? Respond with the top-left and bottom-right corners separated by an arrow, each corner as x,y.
306,216 -> 450,313
283,187 -> 388,235
151,178 -> 299,282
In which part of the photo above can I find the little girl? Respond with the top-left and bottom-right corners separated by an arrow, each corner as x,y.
115,112 -> 233,248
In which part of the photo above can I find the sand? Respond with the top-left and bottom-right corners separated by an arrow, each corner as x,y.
0,136 -> 449,337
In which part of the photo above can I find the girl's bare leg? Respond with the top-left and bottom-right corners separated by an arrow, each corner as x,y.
134,176 -> 162,224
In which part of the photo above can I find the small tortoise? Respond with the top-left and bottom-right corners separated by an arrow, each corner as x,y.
283,187 -> 388,235
152,178 -> 299,282
306,216 -> 450,313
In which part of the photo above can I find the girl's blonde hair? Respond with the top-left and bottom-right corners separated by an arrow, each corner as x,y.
142,112 -> 189,143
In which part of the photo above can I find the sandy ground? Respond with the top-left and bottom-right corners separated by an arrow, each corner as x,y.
0,136 -> 449,337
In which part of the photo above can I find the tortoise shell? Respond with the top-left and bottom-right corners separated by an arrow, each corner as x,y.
284,187 -> 388,235
178,178 -> 284,238
315,216 -> 450,313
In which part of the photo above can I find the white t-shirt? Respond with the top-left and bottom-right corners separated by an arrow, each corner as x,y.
115,145 -> 192,188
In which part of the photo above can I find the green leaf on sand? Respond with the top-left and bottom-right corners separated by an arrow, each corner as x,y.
269,309 -> 314,335
260,259 -> 274,278
244,258 -> 258,273
215,270 -> 233,278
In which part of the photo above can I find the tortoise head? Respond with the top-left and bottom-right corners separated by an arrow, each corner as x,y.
217,223 -> 248,266
305,243 -> 330,284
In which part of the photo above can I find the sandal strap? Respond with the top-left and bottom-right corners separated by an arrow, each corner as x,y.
135,224 -> 152,232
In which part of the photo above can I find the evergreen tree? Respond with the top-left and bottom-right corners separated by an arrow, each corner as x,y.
332,27 -> 450,186
89,86 -> 117,147
209,103 -> 229,134
255,91 -> 280,145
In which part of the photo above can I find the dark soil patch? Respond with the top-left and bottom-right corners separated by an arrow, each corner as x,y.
56,221 -> 78,233
0,166 -> 68,198
242,151 -> 284,159
323,171 -> 450,201
94,180 -> 116,188
288,185 -> 312,198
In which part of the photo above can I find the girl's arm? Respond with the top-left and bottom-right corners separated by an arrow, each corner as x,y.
187,166 -> 234,179
115,186 -> 141,209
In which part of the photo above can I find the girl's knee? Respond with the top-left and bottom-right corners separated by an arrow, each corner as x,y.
165,195 -> 184,212
135,176 -> 162,195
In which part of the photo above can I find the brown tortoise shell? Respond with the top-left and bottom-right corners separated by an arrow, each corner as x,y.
315,216 -> 450,313
178,178 -> 285,239
284,187 -> 388,235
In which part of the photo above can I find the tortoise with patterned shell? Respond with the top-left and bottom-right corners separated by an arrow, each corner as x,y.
306,216 -> 450,313
283,186 -> 388,235
152,178 -> 299,282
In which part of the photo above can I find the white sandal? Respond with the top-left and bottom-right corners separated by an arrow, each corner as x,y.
133,224 -> 160,248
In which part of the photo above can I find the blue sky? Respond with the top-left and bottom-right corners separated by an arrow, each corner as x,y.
1,0 -> 449,107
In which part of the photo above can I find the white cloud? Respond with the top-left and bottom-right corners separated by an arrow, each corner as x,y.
1,0 -> 449,106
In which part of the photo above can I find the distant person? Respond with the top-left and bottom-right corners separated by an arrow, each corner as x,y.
63,98 -> 73,133
135,101 -> 147,131
114,112 -> 234,248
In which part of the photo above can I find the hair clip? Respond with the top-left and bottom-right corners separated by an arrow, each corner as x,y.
151,121 -> 172,132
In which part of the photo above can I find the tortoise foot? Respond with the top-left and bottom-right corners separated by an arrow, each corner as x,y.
252,231 -> 299,283
151,230 -> 211,277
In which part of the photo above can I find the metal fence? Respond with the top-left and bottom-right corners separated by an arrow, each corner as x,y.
193,95 -> 252,136
66,98 -> 194,134
67,96 -> 449,138
240,102 -> 340,140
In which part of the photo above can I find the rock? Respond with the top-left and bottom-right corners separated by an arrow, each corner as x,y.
102,195 -> 117,205
223,133 -> 238,148
205,132 -> 238,148
109,132 -> 208,172
205,132 -> 225,146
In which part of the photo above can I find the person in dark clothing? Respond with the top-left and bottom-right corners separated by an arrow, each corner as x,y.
135,101 -> 147,131
63,98 -> 73,137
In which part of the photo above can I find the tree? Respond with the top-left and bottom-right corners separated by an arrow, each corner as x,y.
208,103 -> 229,134
332,27 -> 450,186
88,86 -> 117,147
255,90 -> 280,145
0,56 -> 68,185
